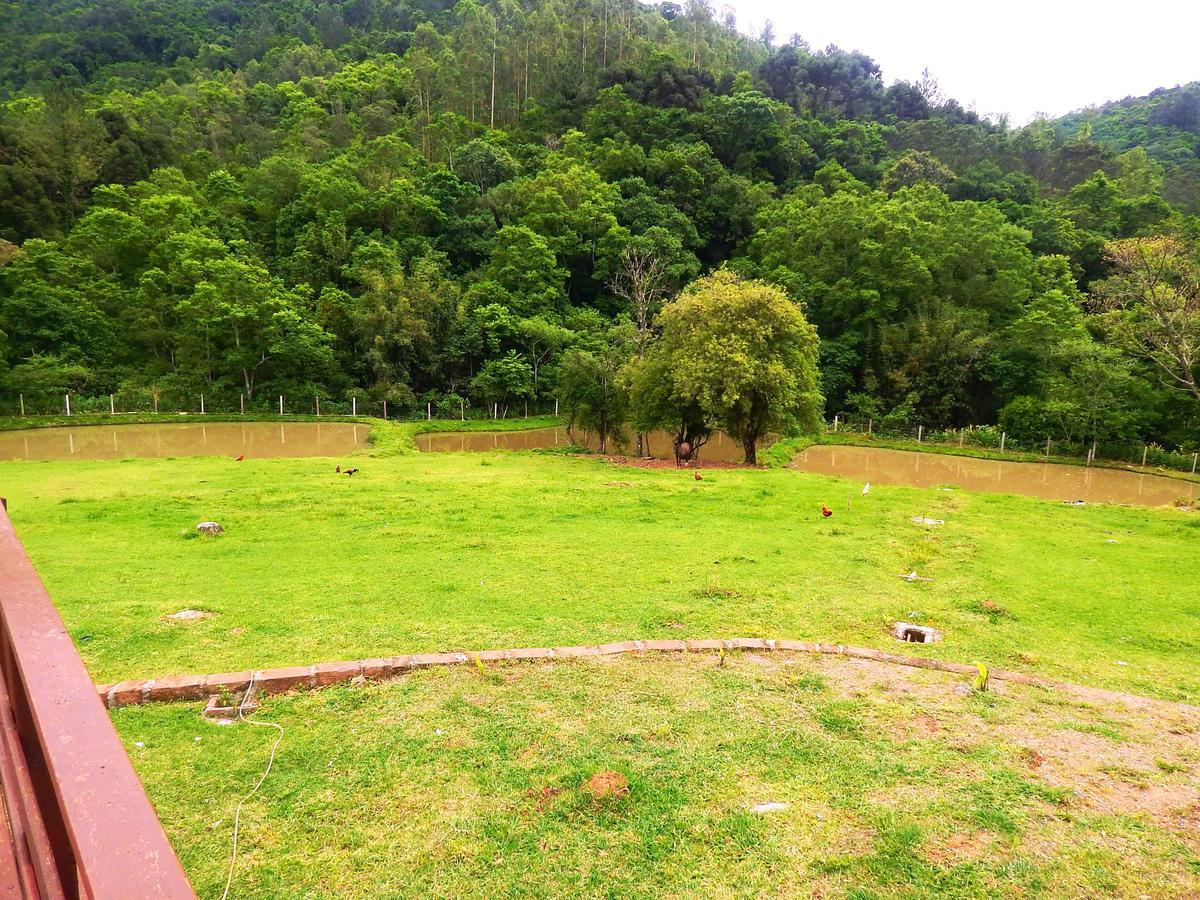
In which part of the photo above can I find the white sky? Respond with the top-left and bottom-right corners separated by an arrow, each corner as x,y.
722,0 -> 1200,124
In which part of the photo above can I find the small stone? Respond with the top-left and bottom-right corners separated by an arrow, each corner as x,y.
196,522 -> 224,536
750,802 -> 789,813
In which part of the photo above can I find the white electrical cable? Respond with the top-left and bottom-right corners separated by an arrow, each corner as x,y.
219,672 -> 284,900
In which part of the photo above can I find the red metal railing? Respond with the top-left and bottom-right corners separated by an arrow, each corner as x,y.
0,499 -> 194,898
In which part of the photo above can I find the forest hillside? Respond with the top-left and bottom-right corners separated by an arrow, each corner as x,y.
1,0 -> 1197,449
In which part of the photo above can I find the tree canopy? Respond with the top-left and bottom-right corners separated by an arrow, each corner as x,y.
0,0 -> 1196,450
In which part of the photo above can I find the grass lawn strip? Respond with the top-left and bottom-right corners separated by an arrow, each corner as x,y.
113,652 -> 1200,899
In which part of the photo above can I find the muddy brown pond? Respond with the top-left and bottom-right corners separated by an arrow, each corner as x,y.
416,427 -> 751,462
792,444 -> 1197,508
0,422 -> 367,461
417,428 -> 1196,507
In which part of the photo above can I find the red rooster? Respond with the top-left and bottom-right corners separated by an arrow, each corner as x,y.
235,454 -> 245,461
694,472 -> 703,481
821,504 -> 833,518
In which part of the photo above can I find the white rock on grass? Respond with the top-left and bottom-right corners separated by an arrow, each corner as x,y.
196,521 -> 224,535
750,802 -> 789,813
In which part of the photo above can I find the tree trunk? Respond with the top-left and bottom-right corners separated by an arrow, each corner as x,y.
742,435 -> 757,466
490,20 -> 498,129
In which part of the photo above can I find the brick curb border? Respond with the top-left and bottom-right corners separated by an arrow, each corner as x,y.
95,638 -> 1200,713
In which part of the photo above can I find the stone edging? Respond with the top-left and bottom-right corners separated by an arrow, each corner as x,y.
95,638 -> 1200,713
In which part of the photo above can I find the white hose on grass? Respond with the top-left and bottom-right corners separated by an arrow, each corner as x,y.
220,672 -> 284,900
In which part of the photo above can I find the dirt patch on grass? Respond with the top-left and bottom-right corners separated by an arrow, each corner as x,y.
715,652 -> 1200,827
583,770 -> 629,800
922,831 -> 996,866
524,786 -> 563,810
162,608 -> 211,622
592,454 -> 756,470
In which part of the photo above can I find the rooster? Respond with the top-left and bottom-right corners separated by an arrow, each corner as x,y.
344,467 -> 360,477
235,454 -> 245,462
335,465 -> 341,473
694,472 -> 703,481
821,504 -> 833,518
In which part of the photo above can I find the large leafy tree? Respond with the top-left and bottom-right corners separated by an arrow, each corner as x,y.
1094,236 -> 1200,406
642,270 -> 823,464
558,333 -> 629,453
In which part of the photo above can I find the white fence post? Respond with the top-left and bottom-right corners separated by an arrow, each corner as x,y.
833,415 -> 839,432
1046,436 -> 1052,457
109,394 -> 115,415
240,394 -> 245,414
352,396 -> 357,417
19,394 -> 24,417
316,395 -> 321,416
555,399 -> 559,416
200,394 -> 205,415
460,399 -> 465,421
65,394 -> 71,416
427,402 -> 431,421
1193,452 -> 1198,475
279,395 -> 284,415
917,425 -> 923,443
1141,445 -> 1148,467
1000,432 -> 1006,453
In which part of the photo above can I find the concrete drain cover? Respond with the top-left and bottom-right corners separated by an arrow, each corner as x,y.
893,622 -> 942,644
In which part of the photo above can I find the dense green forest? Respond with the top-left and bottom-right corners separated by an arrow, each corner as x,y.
1057,82 -> 1200,215
0,0 -> 1197,450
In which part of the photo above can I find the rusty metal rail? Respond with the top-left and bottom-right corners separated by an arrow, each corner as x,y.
0,499 -> 194,899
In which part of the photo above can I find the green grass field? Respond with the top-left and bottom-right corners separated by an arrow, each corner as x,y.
0,424 -> 1196,700
3,420 -> 1199,897
113,653 -> 1200,898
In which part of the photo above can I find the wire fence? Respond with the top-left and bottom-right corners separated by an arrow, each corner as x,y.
827,415 -> 1200,477
0,390 -> 560,423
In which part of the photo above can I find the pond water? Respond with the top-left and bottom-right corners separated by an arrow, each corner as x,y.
792,444 -> 1198,508
0,422 -> 368,461
415,426 -> 751,462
